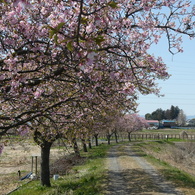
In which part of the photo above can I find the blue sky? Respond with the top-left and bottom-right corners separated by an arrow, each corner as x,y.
137,35 -> 195,117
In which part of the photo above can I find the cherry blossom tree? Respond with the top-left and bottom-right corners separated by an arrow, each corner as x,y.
98,111 -> 123,145
0,0 -> 195,186
91,114 -> 109,146
176,109 -> 187,126
31,119 -> 62,187
123,114 -> 148,141
88,102 -> 126,146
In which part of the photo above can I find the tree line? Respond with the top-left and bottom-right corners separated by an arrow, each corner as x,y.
145,106 -> 185,121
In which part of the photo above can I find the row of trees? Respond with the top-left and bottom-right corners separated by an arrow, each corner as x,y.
0,0 -> 194,187
145,106 -> 184,120
145,105 -> 187,126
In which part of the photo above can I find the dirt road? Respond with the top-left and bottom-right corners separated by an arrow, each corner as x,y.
106,144 -> 184,195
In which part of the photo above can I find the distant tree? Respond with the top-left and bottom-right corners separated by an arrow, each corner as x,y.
151,111 -> 157,120
170,105 -> 180,119
146,106 -> 182,120
123,114 -> 148,141
145,113 -> 152,120
174,106 -> 180,119
155,108 -> 164,120
170,106 -> 175,119
149,108 -> 164,120
164,109 -> 171,119
176,110 -> 186,126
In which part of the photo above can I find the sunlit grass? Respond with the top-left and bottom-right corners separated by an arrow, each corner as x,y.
136,141 -> 195,191
11,143 -> 111,195
145,154 -> 195,188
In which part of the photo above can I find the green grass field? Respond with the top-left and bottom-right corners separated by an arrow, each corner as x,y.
11,143 -> 111,195
6,137 -> 195,195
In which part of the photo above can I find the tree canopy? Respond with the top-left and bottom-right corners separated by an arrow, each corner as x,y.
145,105 -> 182,120
1,0 -> 194,135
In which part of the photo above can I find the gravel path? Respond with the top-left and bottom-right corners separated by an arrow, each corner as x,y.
106,145 -> 129,194
106,144 -> 184,195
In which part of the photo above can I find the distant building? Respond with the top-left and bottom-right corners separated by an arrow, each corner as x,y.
160,120 -> 176,128
146,120 -> 159,128
186,118 -> 195,126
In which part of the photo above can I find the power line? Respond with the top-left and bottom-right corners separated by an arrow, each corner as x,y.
159,83 -> 195,86
163,60 -> 195,65
139,97 -> 195,100
139,93 -> 195,96
162,92 -> 195,95
138,102 -> 195,106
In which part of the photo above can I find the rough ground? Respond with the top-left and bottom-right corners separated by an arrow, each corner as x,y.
0,139 -> 71,195
105,144 -> 185,195
1,140 -> 195,195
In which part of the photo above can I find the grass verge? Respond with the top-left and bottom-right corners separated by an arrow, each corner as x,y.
136,141 -> 195,194
145,154 -> 195,190
11,143 -> 112,195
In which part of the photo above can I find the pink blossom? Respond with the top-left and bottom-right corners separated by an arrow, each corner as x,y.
4,58 -> 17,71
11,81 -> 20,88
0,75 -> 5,80
86,52 -> 97,65
18,126 -> 29,136
86,24 -> 94,34
41,7 -> 48,15
7,11 -> 16,18
94,16 -> 101,26
13,0 -> 30,8
34,88 -> 43,99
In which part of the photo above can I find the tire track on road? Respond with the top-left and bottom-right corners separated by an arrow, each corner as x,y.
106,145 -> 129,195
106,144 -> 184,195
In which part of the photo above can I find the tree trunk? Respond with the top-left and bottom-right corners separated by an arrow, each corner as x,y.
40,141 -> 52,187
88,138 -> 92,149
128,132 -> 131,142
114,132 -> 118,143
107,135 -> 111,145
82,139 -> 88,152
72,138 -> 80,157
94,134 -> 99,146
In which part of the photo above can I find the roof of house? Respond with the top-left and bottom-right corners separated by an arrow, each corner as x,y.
146,120 -> 159,123
161,120 -> 175,123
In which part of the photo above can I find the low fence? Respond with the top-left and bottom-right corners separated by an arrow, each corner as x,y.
99,133 -> 195,141
130,133 -> 195,140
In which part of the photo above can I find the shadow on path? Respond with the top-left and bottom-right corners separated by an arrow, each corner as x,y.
105,144 -> 184,195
